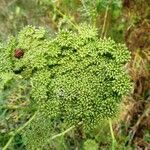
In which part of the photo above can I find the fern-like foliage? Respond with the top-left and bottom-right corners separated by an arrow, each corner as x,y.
0,24 -> 132,149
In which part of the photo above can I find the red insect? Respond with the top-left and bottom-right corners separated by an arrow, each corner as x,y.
14,48 -> 24,59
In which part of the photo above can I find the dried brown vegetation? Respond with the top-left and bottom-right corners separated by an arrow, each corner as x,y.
120,0 -> 150,149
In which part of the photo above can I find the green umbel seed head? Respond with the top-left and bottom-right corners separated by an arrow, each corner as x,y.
0,24 -> 132,149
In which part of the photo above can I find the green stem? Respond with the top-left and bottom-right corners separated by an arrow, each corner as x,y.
109,118 -> 116,150
52,4 -> 79,30
43,122 -> 82,147
2,113 -> 37,150
0,105 -> 26,110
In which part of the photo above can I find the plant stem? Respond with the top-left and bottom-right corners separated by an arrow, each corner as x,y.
109,118 -> 116,150
2,113 -> 37,150
50,125 -> 75,140
52,4 -> 79,30
127,103 -> 150,145
101,5 -> 109,38
43,122 -> 82,147
0,105 -> 26,110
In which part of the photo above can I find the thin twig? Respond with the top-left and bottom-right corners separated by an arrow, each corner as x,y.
127,104 -> 150,145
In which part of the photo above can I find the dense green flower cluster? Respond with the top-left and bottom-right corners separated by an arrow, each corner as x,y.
0,24 -> 132,149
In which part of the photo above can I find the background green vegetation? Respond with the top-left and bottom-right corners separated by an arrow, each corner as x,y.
0,0 -> 149,150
